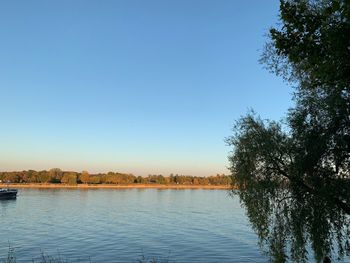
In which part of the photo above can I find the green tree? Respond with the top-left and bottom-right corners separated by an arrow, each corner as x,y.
49,168 -> 63,183
88,175 -> 101,184
135,176 -> 145,183
80,171 -> 90,184
227,1 -> 350,262
60,172 -> 77,185
37,170 -> 51,183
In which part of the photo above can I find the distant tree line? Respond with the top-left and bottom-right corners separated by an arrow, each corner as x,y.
0,168 -> 231,186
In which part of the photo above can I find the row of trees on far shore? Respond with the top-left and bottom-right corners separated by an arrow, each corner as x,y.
0,168 -> 231,186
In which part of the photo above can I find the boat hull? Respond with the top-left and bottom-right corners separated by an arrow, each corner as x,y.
0,189 -> 18,199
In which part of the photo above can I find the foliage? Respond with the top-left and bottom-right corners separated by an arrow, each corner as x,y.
227,114 -> 350,262
228,0 -> 350,262
49,168 -> 63,183
80,171 -> 90,184
60,172 -> 78,185
0,170 -> 231,186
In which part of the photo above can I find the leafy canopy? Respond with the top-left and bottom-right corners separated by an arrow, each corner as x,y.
227,1 -> 350,262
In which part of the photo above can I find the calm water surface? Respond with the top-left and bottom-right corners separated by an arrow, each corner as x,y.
1,189 -> 268,262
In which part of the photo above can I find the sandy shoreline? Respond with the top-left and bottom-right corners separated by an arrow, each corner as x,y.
0,183 -> 231,190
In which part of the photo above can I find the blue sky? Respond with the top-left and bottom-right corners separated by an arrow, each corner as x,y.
0,0 -> 291,176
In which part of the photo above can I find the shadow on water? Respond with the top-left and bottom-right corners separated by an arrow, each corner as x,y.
230,187 -> 350,263
0,197 -> 17,212
0,198 -> 17,203
0,197 -> 17,217
0,195 -> 17,202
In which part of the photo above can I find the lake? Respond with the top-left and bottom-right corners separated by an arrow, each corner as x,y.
1,188 -> 268,262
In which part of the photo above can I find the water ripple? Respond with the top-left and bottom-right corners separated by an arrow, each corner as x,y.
0,189 -> 279,262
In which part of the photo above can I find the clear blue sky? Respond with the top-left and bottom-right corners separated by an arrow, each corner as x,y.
0,0 -> 291,176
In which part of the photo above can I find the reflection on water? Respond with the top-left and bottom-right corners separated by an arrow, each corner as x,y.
1,188 -> 265,263
0,198 -> 16,207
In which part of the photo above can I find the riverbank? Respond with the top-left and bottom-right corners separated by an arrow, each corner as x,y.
0,183 -> 231,190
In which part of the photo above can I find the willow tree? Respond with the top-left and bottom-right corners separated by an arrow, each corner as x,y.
227,1 -> 350,262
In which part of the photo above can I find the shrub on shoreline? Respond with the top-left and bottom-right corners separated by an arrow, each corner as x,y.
0,169 -> 232,186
